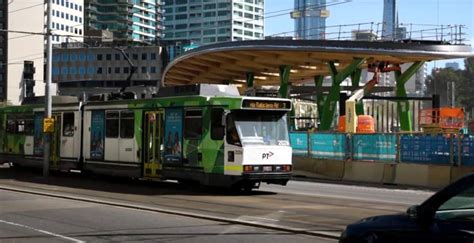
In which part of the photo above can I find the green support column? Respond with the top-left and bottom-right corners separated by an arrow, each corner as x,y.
350,68 -> 364,115
245,72 -> 255,96
319,58 -> 365,131
395,61 -> 425,132
278,65 -> 291,98
314,75 -> 325,120
246,72 -> 254,89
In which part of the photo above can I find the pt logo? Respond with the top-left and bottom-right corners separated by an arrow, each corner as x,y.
262,151 -> 274,160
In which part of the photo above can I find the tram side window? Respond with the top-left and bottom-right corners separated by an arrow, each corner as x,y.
120,111 -> 134,138
184,110 -> 202,139
6,116 -> 16,134
17,120 -> 25,133
210,108 -> 224,140
24,116 -> 34,135
106,111 -> 119,138
63,113 -> 74,137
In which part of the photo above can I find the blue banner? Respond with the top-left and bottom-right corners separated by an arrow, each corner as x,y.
461,136 -> 474,166
310,133 -> 346,159
33,112 -> 44,156
352,134 -> 396,161
289,132 -> 308,156
164,108 -> 183,163
400,134 -> 451,165
90,111 -> 105,160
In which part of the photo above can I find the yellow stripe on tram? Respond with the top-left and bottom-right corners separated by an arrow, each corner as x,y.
224,165 -> 243,172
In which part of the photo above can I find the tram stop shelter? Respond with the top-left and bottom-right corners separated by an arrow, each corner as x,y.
162,40 -> 473,132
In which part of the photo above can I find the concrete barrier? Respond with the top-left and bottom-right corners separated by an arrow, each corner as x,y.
394,163 -> 451,188
293,157 -> 344,180
343,161 -> 385,183
394,163 -> 428,187
450,166 -> 474,183
382,163 -> 397,184
292,156 -> 455,189
427,165 -> 452,188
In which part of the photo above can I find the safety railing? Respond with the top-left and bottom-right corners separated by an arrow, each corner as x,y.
268,22 -> 468,45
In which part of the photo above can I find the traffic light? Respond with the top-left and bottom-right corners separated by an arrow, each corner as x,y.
23,61 -> 35,98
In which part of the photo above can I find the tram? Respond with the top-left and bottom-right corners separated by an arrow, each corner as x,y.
0,84 -> 292,190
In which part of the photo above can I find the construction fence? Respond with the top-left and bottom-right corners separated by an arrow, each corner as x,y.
289,132 -> 474,166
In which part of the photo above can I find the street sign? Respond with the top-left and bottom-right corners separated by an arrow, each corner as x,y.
43,118 -> 55,133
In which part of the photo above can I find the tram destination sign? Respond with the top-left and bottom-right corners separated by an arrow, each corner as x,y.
242,99 -> 291,110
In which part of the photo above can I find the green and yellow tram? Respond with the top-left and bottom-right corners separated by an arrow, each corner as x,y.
0,84 -> 292,190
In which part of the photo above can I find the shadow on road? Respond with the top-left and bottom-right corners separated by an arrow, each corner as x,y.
0,165 -> 277,197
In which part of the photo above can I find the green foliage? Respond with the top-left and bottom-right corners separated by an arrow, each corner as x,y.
426,58 -> 474,114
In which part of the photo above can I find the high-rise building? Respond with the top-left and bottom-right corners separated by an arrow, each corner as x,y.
51,0 -> 84,44
292,0 -> 329,40
6,2 -> 47,104
0,1 -> 7,102
85,0 -> 163,44
163,0 -> 264,45
382,0 -> 396,40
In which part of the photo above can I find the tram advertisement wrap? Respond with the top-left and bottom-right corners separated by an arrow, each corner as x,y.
34,112 -> 44,156
164,108 -> 183,163
90,111 -> 105,160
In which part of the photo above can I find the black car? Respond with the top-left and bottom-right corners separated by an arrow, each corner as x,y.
340,173 -> 474,243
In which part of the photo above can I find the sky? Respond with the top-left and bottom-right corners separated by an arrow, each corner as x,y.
264,0 -> 474,70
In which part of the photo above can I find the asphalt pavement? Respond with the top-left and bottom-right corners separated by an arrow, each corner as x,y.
0,189 -> 331,242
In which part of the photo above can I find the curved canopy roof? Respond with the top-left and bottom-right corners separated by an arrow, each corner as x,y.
162,40 -> 473,87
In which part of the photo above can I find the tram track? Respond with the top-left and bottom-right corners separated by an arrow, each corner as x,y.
0,168 -> 425,241
0,184 -> 340,240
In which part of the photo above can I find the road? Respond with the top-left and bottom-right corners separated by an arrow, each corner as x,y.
0,189 -> 326,242
0,166 -> 435,241
261,179 -> 433,206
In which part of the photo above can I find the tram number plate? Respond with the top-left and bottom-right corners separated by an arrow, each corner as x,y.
263,166 -> 273,172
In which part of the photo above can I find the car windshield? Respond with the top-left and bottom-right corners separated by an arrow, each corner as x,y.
435,181 -> 474,221
226,110 -> 289,147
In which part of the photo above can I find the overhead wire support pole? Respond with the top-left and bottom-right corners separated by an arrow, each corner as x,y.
43,0 -> 53,177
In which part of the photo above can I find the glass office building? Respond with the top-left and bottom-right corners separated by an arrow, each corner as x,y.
85,0 -> 163,44
292,0 -> 328,40
163,0 -> 264,44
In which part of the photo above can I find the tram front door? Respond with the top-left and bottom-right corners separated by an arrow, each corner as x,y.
143,111 -> 164,179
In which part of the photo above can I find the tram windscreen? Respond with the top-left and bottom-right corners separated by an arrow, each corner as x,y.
227,111 -> 289,147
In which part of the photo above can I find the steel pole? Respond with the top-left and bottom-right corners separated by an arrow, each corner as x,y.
43,0 -> 53,177
451,81 -> 455,107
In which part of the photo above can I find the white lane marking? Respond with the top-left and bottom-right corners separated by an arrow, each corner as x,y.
0,219 -> 85,243
243,216 -> 280,222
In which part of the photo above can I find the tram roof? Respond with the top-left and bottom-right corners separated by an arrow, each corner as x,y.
162,39 -> 473,87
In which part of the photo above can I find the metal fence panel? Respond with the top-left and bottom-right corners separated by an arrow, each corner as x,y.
310,133 -> 346,160
352,134 -> 397,161
289,132 -> 308,157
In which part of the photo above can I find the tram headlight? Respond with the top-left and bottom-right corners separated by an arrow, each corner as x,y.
244,165 -> 253,172
282,165 -> 292,172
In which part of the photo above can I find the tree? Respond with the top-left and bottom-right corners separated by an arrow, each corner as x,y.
425,66 -> 463,107
457,58 -> 474,114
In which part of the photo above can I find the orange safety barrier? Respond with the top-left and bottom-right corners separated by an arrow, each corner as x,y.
338,115 -> 346,133
357,115 -> 375,133
338,115 -> 375,133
